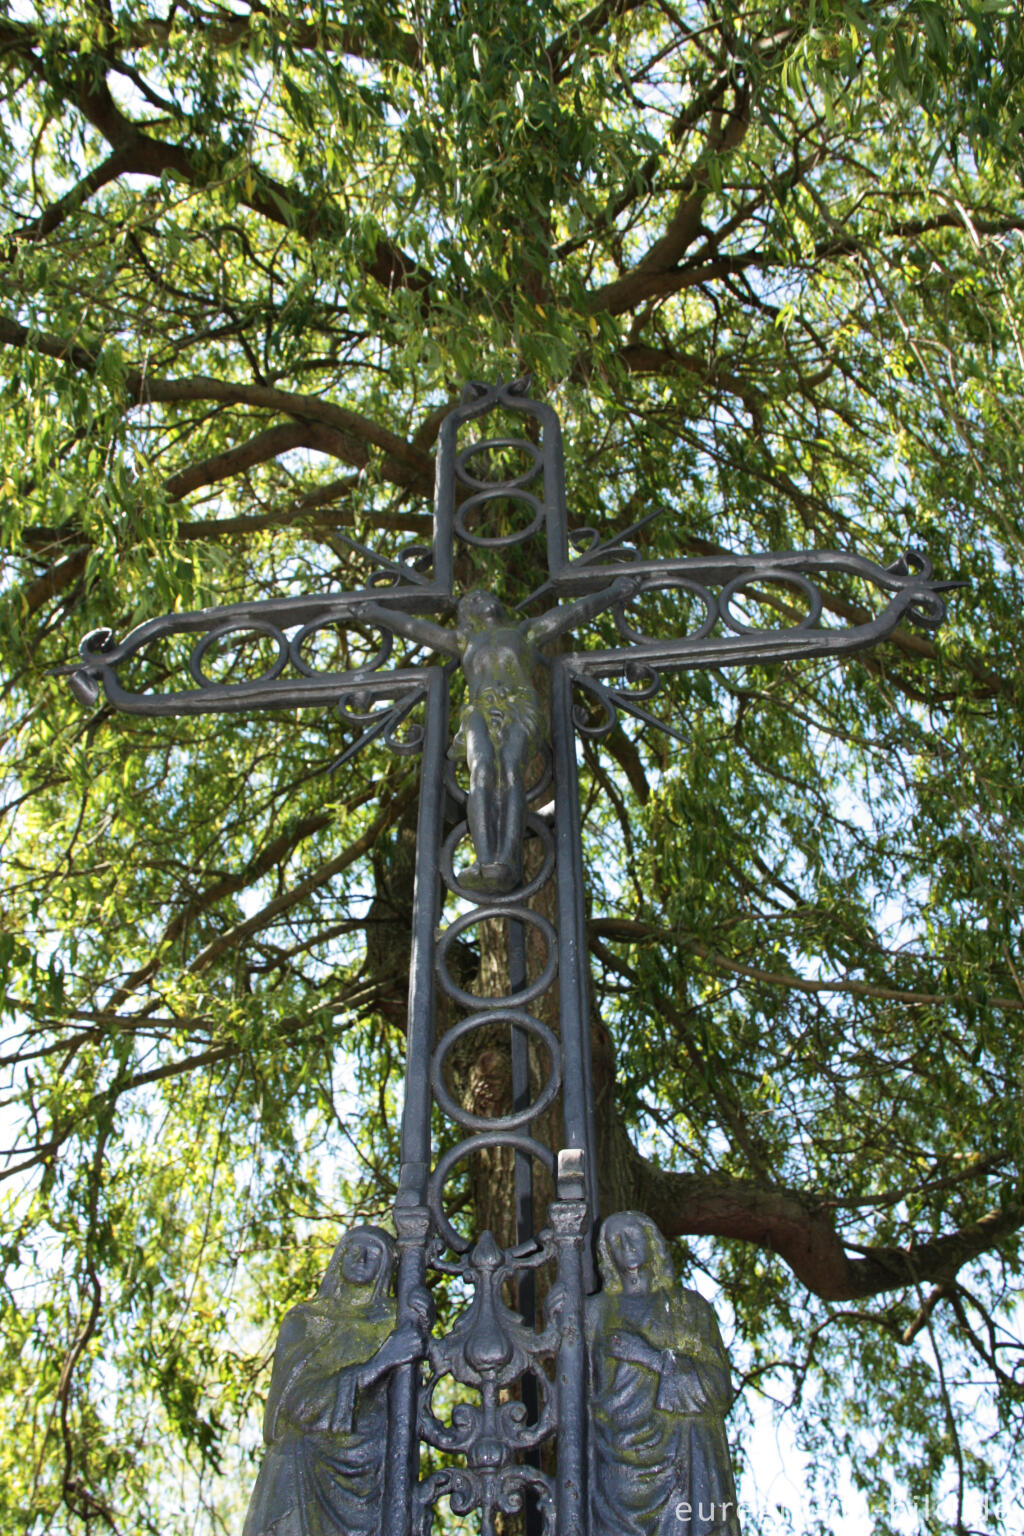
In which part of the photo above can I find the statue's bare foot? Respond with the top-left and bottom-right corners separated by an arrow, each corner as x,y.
461,861 -> 518,893
483,861 -> 518,892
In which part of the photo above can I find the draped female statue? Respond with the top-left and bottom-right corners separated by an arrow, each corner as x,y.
586,1212 -> 742,1536
243,1226 -> 426,1536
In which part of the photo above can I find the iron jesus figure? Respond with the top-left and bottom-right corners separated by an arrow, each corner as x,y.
353,578 -> 638,892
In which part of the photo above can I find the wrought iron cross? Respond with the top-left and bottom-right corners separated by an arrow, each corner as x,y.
68,378 -> 958,1536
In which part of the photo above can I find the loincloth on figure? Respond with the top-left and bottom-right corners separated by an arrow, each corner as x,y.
450,685 -> 546,759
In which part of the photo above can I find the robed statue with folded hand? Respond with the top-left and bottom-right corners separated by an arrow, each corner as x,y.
243,1226 -> 426,1536
587,1212 -> 742,1536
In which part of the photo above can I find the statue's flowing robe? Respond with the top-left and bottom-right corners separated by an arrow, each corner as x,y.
243,1295 -> 394,1536
586,1286 -> 742,1536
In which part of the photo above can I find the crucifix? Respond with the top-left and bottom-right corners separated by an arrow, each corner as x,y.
67,377 -> 958,1536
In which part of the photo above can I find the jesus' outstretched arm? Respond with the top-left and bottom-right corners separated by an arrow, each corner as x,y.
525,574 -> 641,648
349,600 -> 462,658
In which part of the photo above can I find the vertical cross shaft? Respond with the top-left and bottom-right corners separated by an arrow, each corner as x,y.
383,379 -> 603,1536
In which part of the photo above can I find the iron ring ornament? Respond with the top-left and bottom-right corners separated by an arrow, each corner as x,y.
435,906 -> 559,1011
61,377 -> 964,1536
456,487 -> 546,548
612,575 -> 718,646
188,620 -> 291,687
428,1137 -> 558,1251
455,434 -> 543,490
429,1009 -> 562,1133
719,569 -> 824,633
441,814 -> 556,904
290,616 -> 395,676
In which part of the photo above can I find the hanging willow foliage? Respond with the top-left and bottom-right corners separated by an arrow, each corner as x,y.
2,2 -> 1024,1531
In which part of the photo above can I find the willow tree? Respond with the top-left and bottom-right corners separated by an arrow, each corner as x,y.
2,1 -> 1023,1531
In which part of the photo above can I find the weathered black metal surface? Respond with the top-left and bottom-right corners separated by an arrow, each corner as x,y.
66,378 -> 961,1535
350,580 -> 634,893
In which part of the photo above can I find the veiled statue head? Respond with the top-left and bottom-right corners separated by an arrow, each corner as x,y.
318,1225 -> 395,1312
596,1212 -> 676,1296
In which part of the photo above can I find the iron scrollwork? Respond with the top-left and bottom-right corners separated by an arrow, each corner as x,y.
66,598 -> 440,726
415,1233 -> 557,1534
63,521 -> 449,727
565,550 -> 963,745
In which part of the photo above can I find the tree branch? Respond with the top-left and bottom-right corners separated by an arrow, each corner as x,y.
590,917 -> 1024,1011
618,342 -> 765,416
587,250 -> 763,315
630,1155 -> 1024,1301
112,12 -> 420,66
125,374 -> 433,487
4,142 -> 141,252
162,420 -> 368,500
184,783 -> 416,976
105,806 -> 337,1009
631,78 -> 751,275
20,547 -> 90,616
0,25 -> 432,295
0,326 -> 436,614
